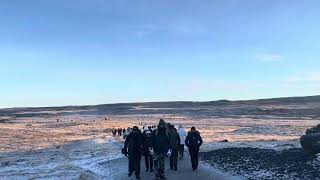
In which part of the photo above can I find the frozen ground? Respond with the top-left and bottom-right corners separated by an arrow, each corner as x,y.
0,134 -> 238,180
201,148 -> 320,180
1,95 -> 320,179
0,136 -> 124,179
0,115 -> 318,179
1,115 -> 318,153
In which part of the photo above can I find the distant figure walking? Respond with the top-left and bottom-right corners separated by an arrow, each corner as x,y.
168,125 -> 180,171
123,126 -> 143,179
124,127 -> 131,139
122,128 -> 126,138
118,128 -> 122,136
112,128 -> 117,136
143,127 -> 154,172
153,119 -> 169,179
177,125 -> 187,159
185,127 -> 203,171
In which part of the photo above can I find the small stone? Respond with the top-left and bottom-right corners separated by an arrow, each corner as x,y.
219,139 -> 229,143
1,161 -> 10,166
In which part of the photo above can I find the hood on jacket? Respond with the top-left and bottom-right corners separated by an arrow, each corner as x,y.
158,119 -> 166,128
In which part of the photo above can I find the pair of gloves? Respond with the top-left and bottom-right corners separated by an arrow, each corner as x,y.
149,147 -> 154,156
122,147 -> 170,157
167,149 -> 172,157
143,147 -> 155,156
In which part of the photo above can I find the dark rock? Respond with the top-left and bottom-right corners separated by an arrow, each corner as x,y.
301,124 -> 320,155
79,170 -> 96,180
219,139 -> 229,143
0,119 -> 10,123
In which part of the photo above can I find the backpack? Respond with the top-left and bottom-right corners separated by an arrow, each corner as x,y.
188,133 -> 200,147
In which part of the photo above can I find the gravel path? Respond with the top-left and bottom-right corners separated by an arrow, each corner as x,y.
201,147 -> 320,180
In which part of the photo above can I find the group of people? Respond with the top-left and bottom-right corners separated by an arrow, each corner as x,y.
121,119 -> 203,179
112,128 -> 125,136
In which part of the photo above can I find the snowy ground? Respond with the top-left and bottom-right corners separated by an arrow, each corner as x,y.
0,137 -> 123,179
0,135 -> 238,180
0,115 -> 319,179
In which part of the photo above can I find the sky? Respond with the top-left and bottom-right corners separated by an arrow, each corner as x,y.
0,0 -> 320,108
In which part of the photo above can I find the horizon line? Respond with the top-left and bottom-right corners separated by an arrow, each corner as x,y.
1,94 -> 319,110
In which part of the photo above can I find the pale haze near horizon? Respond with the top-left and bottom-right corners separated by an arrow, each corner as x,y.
1,0 -> 320,108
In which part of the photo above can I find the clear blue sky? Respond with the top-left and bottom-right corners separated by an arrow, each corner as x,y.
1,0 -> 320,108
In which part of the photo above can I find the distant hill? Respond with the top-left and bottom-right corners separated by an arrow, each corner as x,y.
248,95 -> 320,104
1,95 -> 320,119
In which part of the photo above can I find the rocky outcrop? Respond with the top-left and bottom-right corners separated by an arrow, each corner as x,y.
300,124 -> 320,155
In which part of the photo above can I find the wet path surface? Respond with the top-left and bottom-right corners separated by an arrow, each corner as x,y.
108,154 -> 236,180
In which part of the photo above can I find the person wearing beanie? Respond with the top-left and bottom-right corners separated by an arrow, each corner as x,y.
142,127 -> 154,172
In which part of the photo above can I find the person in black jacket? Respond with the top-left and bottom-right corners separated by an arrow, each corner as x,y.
143,127 -> 154,172
123,126 -> 143,179
112,128 -> 117,136
153,119 -> 170,179
168,125 -> 180,171
185,127 -> 203,171
118,128 -> 122,136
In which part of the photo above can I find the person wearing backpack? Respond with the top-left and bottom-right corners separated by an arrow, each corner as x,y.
153,119 -> 170,179
185,127 -> 203,171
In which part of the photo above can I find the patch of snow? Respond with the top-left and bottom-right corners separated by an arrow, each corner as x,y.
71,152 -> 122,177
